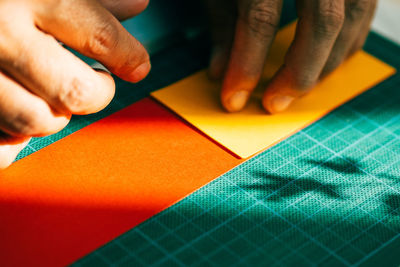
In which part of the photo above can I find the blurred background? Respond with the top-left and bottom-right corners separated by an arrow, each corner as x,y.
120,0 -> 400,58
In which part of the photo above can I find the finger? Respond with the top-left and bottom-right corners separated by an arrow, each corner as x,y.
263,0 -> 345,113
348,0 -> 377,56
34,0 -> 150,83
97,0 -> 149,20
0,25 -> 115,115
0,134 -> 30,170
205,0 -> 236,80
0,71 -> 70,137
321,0 -> 376,76
221,0 -> 283,112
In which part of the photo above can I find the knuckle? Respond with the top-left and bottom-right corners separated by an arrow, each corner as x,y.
297,79 -> 315,91
294,75 -> 315,91
286,67 -> 317,91
59,77 -> 94,113
0,29 -> 19,62
314,5 -> 345,37
346,0 -> 370,21
84,22 -> 119,57
243,1 -> 280,39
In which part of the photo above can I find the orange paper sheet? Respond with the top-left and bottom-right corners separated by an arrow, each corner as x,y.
152,23 -> 396,158
0,98 -> 241,266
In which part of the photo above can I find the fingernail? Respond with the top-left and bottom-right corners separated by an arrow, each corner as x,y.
227,91 -> 249,112
270,95 -> 294,113
131,61 -> 151,82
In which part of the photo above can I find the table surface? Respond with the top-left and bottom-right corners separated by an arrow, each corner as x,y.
372,0 -> 400,45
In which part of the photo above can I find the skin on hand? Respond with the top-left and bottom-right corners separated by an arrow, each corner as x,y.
0,0 -> 150,169
205,0 -> 377,113
0,134 -> 30,169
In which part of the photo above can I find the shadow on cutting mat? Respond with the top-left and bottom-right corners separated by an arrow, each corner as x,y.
384,194 -> 400,217
305,157 -> 399,180
240,156 -> 400,218
241,171 -> 343,201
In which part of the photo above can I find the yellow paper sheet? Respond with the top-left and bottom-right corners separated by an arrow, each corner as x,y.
152,23 -> 396,158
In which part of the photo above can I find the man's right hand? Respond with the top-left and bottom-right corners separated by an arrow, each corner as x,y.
0,0 -> 151,168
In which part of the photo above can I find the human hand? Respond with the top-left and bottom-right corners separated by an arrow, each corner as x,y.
0,0 -> 150,168
205,0 -> 377,113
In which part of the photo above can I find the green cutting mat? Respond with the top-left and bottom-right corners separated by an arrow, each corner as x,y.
71,37 -> 399,266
